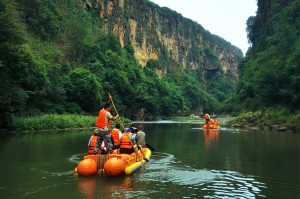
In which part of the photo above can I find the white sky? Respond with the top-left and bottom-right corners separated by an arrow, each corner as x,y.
149,0 -> 257,55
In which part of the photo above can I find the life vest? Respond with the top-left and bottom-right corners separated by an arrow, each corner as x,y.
215,120 -> 219,125
111,128 -> 121,145
88,135 -> 99,154
209,119 -> 215,128
120,133 -> 133,149
205,114 -> 210,119
95,109 -> 111,129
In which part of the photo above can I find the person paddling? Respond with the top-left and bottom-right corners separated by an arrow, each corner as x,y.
131,126 -> 149,162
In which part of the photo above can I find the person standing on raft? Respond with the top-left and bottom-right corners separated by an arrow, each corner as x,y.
204,113 -> 210,124
93,102 -> 119,155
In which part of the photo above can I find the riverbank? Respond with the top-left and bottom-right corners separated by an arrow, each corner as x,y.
226,111 -> 300,133
167,112 -> 300,133
2,111 -> 299,134
166,115 -> 236,126
2,114 -> 131,134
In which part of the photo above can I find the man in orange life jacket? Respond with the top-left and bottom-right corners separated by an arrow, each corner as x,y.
110,123 -> 122,150
204,113 -> 210,124
93,102 -> 119,154
119,127 -> 137,154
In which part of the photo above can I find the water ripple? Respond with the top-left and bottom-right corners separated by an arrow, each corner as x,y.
139,152 -> 266,198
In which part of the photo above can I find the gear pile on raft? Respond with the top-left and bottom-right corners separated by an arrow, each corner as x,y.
74,94 -> 152,177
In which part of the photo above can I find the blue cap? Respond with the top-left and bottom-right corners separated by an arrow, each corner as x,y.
125,128 -> 130,132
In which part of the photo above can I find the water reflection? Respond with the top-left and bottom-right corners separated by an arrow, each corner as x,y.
102,176 -> 134,198
77,177 -> 97,199
203,129 -> 219,148
76,174 -> 134,199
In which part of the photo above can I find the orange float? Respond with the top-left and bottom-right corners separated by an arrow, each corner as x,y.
104,155 -> 125,176
74,148 -> 151,177
77,158 -> 98,176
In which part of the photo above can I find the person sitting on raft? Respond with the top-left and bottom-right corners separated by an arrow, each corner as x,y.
131,126 -> 149,162
110,123 -> 122,150
88,129 -> 111,155
88,129 -> 100,154
119,127 -> 137,154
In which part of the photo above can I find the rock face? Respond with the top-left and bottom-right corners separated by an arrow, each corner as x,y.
82,0 -> 242,82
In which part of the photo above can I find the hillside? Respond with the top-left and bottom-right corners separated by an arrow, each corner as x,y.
225,0 -> 300,131
0,0 -> 243,128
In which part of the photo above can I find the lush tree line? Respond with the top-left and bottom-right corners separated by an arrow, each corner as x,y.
1,0 -> 299,130
0,0 -> 233,129
227,0 -> 299,119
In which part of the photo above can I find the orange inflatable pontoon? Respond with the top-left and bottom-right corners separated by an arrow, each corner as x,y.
202,119 -> 220,129
74,148 -> 151,177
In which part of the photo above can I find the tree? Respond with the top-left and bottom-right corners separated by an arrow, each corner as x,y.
66,68 -> 103,113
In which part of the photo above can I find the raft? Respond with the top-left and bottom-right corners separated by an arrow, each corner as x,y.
202,124 -> 220,129
74,147 -> 151,177
202,119 -> 220,129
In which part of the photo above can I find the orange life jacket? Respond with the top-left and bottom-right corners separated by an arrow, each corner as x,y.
95,109 -> 111,129
209,119 -> 216,128
111,128 -> 121,145
215,120 -> 219,125
209,120 -> 215,125
88,135 -> 99,154
120,133 -> 133,149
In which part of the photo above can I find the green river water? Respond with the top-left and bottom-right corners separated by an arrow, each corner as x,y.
0,122 -> 299,198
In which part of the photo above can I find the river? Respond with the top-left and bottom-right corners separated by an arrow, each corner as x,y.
0,122 -> 299,198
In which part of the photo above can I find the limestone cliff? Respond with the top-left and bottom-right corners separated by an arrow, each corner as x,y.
82,0 -> 243,82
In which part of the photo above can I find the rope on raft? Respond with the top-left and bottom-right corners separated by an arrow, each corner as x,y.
96,154 -> 109,173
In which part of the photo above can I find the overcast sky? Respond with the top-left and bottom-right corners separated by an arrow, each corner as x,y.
149,0 -> 257,55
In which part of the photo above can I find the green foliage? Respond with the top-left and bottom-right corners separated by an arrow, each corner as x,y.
0,0 -> 242,130
66,68 -> 102,113
228,108 -> 300,129
17,0 -> 62,40
9,113 -> 132,131
204,45 -> 221,68
233,0 -> 300,114
0,76 -> 28,112
10,114 -> 96,131
0,1 -> 28,112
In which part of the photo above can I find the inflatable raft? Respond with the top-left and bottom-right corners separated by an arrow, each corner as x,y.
202,119 -> 220,129
74,148 -> 151,177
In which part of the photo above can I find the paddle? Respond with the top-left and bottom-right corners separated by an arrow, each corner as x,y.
145,144 -> 155,152
108,93 -> 146,167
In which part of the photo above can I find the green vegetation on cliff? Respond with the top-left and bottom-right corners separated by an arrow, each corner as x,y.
0,0 -> 239,130
1,0 -> 298,131
226,0 -> 300,129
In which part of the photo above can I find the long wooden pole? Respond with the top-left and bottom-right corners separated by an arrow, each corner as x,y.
108,93 -> 145,167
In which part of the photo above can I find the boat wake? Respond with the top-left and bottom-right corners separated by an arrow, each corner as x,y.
68,153 -> 86,164
138,152 -> 266,198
